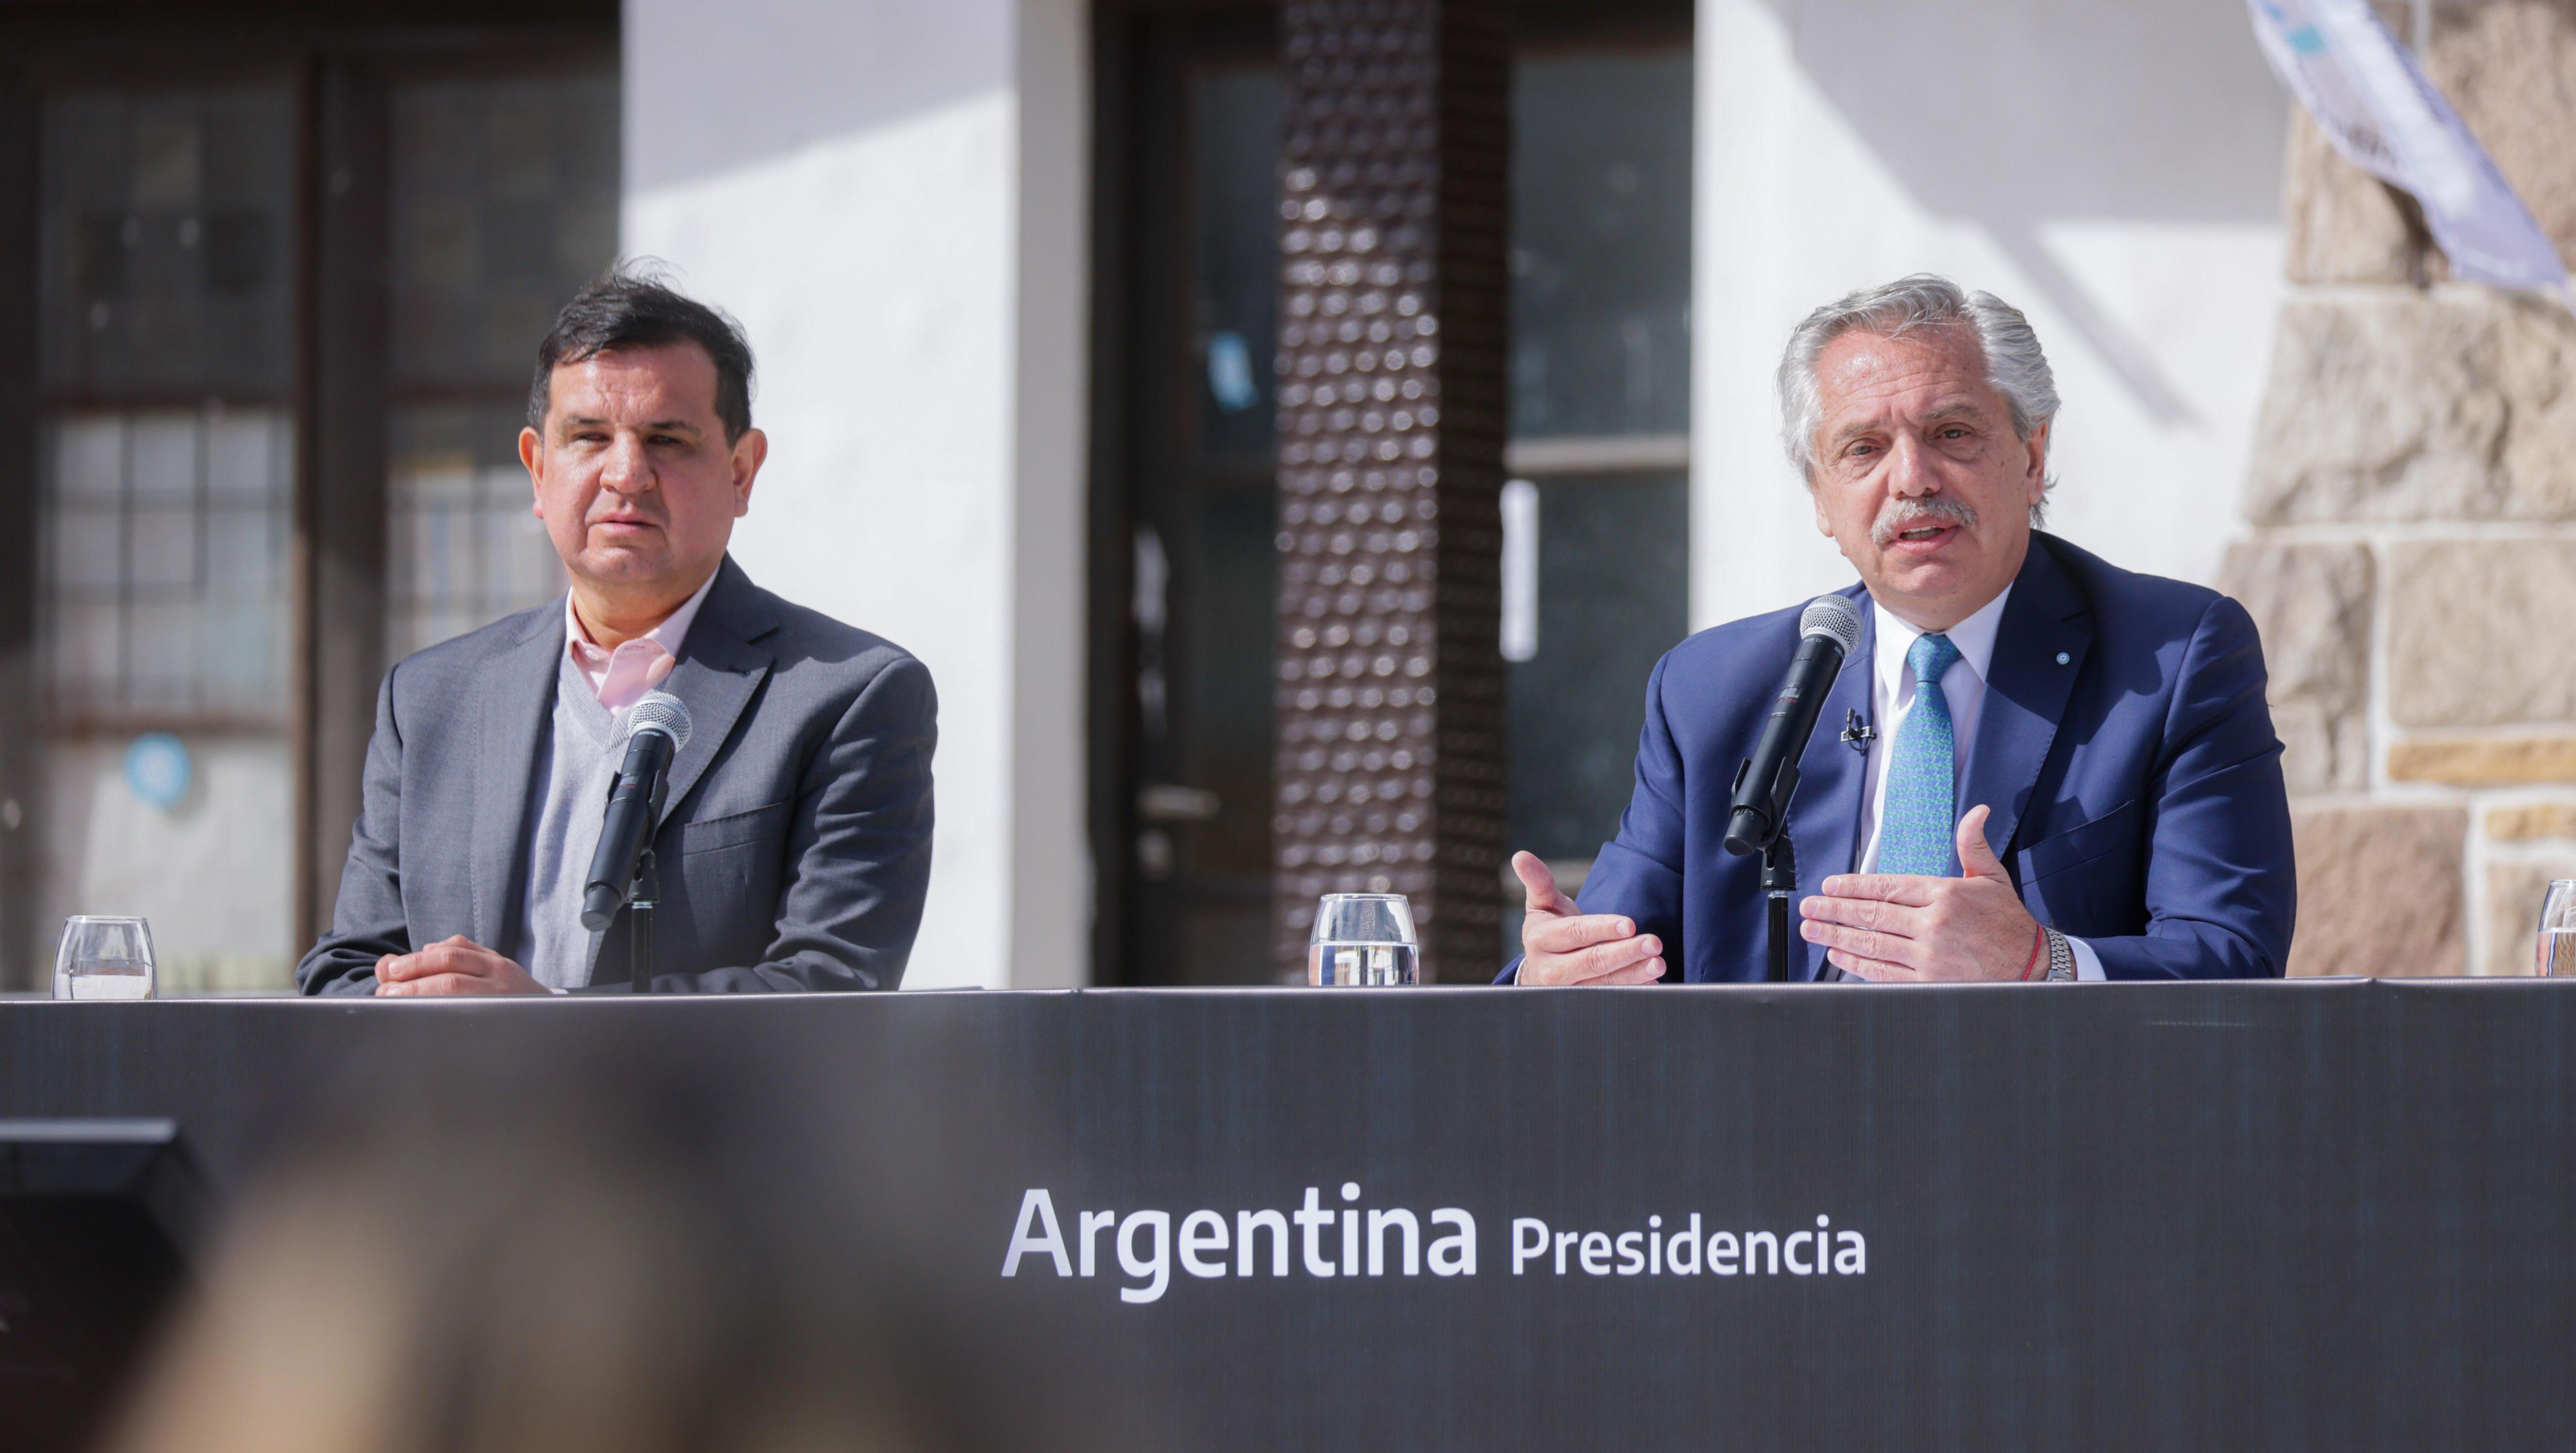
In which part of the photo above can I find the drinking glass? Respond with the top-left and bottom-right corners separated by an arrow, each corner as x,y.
2540,880 -> 2576,977
1307,893 -> 1420,986
54,917 -> 157,1001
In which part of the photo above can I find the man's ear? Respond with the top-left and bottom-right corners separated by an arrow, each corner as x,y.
518,426 -> 544,518
2023,419 -> 2051,506
731,427 -> 768,516
1810,480 -> 1835,538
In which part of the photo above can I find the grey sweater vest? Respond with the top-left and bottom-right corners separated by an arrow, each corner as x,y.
510,652 -> 627,990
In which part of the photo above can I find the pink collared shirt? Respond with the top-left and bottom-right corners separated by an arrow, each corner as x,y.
564,568 -> 720,714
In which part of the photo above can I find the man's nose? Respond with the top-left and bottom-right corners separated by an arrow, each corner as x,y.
1885,434 -> 1941,498
599,432 -> 655,492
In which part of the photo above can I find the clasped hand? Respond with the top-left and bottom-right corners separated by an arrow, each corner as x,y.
1514,803 -> 2039,985
1797,804 -> 2039,981
375,934 -> 547,996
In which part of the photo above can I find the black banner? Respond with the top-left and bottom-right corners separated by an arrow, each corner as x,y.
3,981 -> 2571,1449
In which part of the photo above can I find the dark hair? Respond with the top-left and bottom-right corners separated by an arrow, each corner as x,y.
528,266 -> 757,442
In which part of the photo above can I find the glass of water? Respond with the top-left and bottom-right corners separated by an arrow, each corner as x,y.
1308,893 -> 1420,986
2540,881 -> 2576,977
54,916 -> 157,1001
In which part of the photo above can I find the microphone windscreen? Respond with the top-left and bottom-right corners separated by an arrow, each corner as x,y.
1798,595 -> 1863,655
626,689 -> 693,751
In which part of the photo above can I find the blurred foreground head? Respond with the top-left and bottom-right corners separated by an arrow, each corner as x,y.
106,1033 -> 1131,1453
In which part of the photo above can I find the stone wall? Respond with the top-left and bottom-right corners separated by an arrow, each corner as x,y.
2225,0 -> 2576,977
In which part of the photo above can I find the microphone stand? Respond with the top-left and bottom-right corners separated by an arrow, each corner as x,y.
1729,763 -> 1805,984
628,847 -> 658,989
1761,832 -> 1797,983
622,770 -> 669,990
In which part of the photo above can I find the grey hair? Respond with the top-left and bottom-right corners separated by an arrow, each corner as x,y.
1776,274 -> 2060,523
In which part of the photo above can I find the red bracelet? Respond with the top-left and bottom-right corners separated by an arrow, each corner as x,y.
2019,925 -> 2047,982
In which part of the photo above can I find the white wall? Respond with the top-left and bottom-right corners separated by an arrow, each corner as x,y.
1693,0 -> 2292,627
1006,0 -> 1092,991
622,0 -> 1090,988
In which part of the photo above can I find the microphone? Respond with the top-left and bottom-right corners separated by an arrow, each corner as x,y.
1724,595 -> 1862,857
581,690 -> 694,932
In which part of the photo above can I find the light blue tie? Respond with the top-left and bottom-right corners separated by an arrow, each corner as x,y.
1879,633 -> 1963,877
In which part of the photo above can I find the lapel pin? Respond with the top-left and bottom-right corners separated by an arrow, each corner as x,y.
2055,652 -> 2070,665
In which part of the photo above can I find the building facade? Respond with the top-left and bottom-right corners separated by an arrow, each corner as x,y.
3,0 -> 2565,990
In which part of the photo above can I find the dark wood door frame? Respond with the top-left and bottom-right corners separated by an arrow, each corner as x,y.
294,54 -> 391,950
0,59 -> 39,988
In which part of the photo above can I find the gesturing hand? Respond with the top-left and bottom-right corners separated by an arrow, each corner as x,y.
1512,851 -> 1667,986
375,935 -> 548,996
1796,804 -> 2042,982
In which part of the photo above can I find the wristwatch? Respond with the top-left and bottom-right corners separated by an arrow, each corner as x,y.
2043,926 -> 2076,982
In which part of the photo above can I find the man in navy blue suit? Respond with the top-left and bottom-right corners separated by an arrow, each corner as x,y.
1508,275 -> 2294,985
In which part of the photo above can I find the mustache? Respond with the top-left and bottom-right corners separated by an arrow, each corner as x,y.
1871,498 -> 1978,549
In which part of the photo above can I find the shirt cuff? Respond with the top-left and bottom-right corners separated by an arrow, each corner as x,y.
2068,936 -> 2106,982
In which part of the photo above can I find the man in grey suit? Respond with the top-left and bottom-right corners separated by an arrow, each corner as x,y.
297,272 -> 935,995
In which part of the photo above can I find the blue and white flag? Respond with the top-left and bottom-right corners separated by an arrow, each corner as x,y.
2249,0 -> 2571,301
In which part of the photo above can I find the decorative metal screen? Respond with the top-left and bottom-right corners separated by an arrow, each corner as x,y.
1272,0 -> 1508,981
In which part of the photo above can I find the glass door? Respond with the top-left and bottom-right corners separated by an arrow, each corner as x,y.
1098,2 -> 1694,984
1109,13 -> 1286,986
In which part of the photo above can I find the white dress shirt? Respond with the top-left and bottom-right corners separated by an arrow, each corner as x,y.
1857,588 -> 2104,980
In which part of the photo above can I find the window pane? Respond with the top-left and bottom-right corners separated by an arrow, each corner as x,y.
1504,42 -> 1695,904
1507,471 -> 1691,861
128,502 -> 197,592
39,84 -> 297,398
126,601 -> 199,711
1175,61 -> 1284,865
1509,52 -> 1694,440
1170,483 -> 1279,878
1191,67 -> 1282,466
53,415 -> 124,500
41,409 -> 290,717
391,72 -> 620,393
48,604 -> 123,701
205,505 -> 281,594
205,409 -> 285,500
127,412 -> 198,500
201,597 -> 285,714
387,403 -> 564,657
385,68 -> 614,661
50,506 -> 121,593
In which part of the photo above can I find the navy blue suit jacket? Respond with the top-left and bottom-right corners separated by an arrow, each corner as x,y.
1517,534 -> 2295,982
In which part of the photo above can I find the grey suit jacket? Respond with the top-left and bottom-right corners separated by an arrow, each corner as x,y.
296,556 -> 935,994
